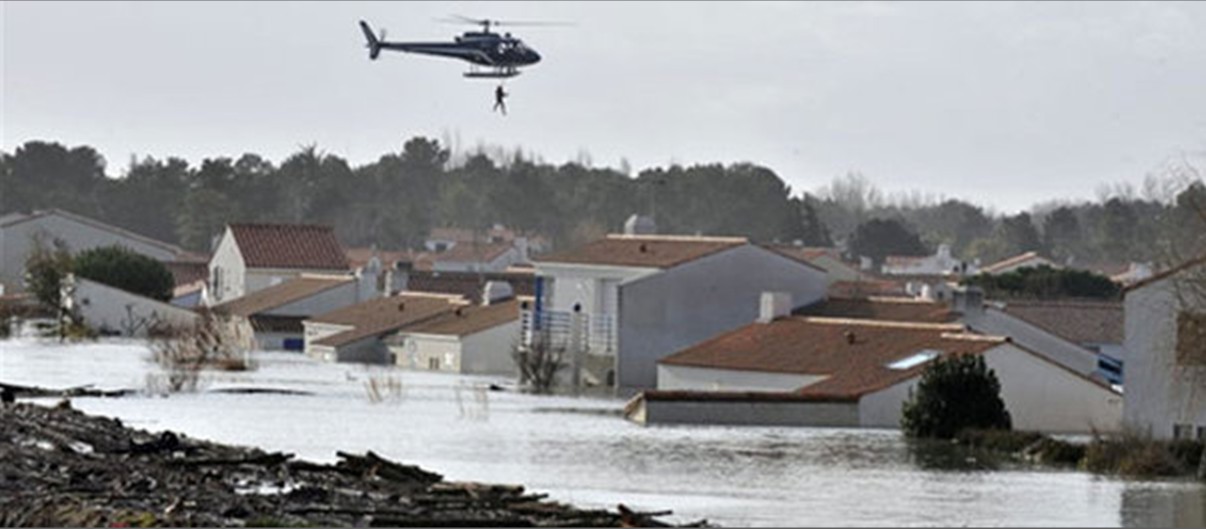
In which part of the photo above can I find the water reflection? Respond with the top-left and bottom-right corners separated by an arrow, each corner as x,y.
1122,483 -> 1206,528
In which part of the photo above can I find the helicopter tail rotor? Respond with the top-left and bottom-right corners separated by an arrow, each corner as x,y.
359,20 -> 382,60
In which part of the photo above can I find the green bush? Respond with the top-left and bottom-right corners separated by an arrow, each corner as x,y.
1082,435 -> 1204,477
962,265 -> 1120,300
74,246 -> 175,301
902,355 -> 1012,439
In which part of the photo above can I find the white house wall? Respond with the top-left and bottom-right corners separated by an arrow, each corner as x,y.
69,276 -> 199,337
459,320 -> 521,375
393,334 -> 462,372
617,245 -> 828,390
536,263 -> 654,315
1124,278 -> 1206,439
207,228 -> 246,304
1,213 -> 179,293
984,344 -> 1122,433
656,364 -> 827,392
303,321 -> 354,360
859,378 -> 916,428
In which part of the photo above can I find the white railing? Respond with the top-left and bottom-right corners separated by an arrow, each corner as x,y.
520,309 -> 616,354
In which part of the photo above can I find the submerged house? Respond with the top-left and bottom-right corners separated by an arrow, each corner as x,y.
526,220 -> 828,391
0,209 -> 185,294
631,307 -> 1122,433
208,223 -> 350,304
303,292 -> 467,364
210,274 -> 361,351
1122,256 -> 1206,440
387,297 -> 522,375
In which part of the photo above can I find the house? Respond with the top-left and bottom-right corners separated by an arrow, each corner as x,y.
207,223 -> 350,304
210,273 -> 368,351
164,254 -> 211,308
1122,255 -> 1206,440
802,292 -> 1119,384
386,297 -> 522,375
955,293 -> 1125,384
304,292 -> 466,364
64,274 -> 200,337
0,209 -> 185,294
770,245 -> 870,284
881,244 -> 976,277
399,269 -> 536,302
426,225 -> 551,255
426,240 -> 530,273
526,226 -> 829,391
634,308 -> 1122,433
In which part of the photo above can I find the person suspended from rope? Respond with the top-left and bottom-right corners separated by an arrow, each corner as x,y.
493,84 -> 508,115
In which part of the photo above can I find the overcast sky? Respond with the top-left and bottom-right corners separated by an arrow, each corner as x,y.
5,1 -> 1206,212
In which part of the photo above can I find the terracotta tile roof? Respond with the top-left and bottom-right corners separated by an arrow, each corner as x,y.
535,234 -> 747,269
766,245 -> 838,262
795,297 -> 957,323
164,261 -> 209,287
309,293 -> 464,347
660,316 -> 1002,399
402,299 -> 520,337
827,280 -> 907,298
211,275 -> 353,317
404,270 -> 536,303
429,241 -> 515,264
997,299 -> 1124,345
979,252 -> 1059,275
229,223 -> 349,270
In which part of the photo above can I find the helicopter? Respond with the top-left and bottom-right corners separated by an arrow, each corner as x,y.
358,16 -> 559,78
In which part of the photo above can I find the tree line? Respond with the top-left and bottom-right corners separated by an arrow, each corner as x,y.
2,139 -> 1203,269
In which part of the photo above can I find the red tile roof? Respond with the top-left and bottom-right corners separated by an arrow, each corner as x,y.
659,317 -> 1003,399
344,247 -> 424,270
309,293 -> 464,347
229,224 -> 349,270
403,299 -> 520,337
795,297 -> 956,323
211,275 -> 353,317
404,270 -> 536,302
535,234 -> 747,269
1123,254 -> 1206,293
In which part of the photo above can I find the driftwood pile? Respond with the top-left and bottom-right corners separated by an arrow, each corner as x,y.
1,402 -> 704,527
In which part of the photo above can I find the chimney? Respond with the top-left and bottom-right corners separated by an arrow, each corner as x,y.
757,292 -> 793,323
514,236 -> 530,264
393,260 -> 412,292
624,214 -> 657,235
482,281 -> 514,305
952,286 -> 985,316
358,256 -> 381,302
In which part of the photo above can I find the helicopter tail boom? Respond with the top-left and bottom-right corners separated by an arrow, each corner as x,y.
359,20 -> 382,60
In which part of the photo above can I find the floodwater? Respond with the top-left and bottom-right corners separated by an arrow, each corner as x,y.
3,338 -> 1205,527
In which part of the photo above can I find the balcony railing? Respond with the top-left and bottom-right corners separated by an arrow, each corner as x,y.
520,309 -> 616,354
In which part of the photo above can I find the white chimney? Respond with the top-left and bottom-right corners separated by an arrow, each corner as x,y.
357,256 -> 382,302
483,281 -> 514,305
758,292 -> 793,323
514,236 -> 530,264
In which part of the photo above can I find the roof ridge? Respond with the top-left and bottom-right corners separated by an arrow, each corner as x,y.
605,233 -> 747,243
798,316 -> 965,331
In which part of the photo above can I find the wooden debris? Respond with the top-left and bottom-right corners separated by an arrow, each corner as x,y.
0,403 -> 709,527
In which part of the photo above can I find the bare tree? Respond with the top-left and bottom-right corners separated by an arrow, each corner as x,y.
512,340 -> 566,394
147,309 -> 253,394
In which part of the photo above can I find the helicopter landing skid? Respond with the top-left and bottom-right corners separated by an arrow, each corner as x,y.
464,69 -> 520,79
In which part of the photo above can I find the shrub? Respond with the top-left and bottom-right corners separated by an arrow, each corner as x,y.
23,235 -> 74,312
956,428 -> 1043,453
1082,435 -> 1204,477
902,354 -> 1012,439
74,246 -> 175,301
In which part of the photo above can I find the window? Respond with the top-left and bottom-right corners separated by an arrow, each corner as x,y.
1198,426 -> 1206,442
887,350 -> 941,370
1173,423 -> 1194,440
1176,312 -> 1206,366
428,357 -> 440,370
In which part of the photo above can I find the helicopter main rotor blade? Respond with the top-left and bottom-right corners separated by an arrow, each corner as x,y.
435,15 -> 575,27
